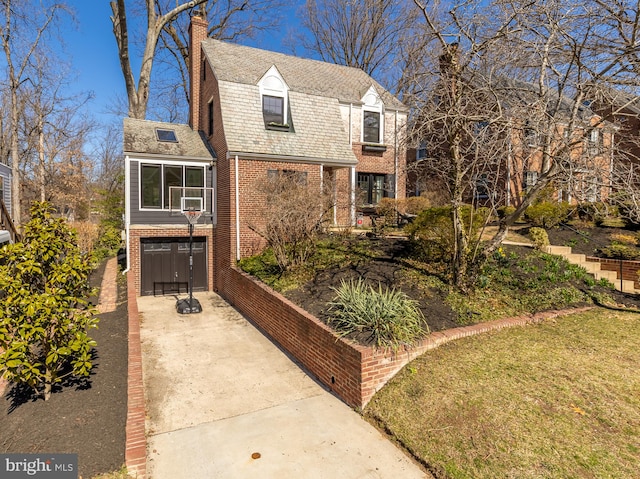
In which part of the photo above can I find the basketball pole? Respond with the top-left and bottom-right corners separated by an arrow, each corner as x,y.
176,207 -> 203,314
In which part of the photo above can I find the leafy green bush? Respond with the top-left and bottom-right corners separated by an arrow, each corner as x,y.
403,196 -> 432,215
529,227 -> 550,250
406,205 -> 490,262
328,278 -> 428,350
525,201 -> 571,228
92,224 -> 123,263
0,202 -> 98,400
496,205 -> 516,219
577,202 -> 613,225
596,244 -> 640,260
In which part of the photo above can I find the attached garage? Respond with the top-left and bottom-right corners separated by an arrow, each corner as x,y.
140,237 -> 208,296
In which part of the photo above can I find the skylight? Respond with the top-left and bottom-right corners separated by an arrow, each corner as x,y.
156,128 -> 178,142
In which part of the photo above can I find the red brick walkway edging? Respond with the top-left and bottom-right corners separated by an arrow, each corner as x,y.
125,271 -> 146,478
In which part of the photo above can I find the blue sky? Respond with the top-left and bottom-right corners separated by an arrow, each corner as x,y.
64,1 -> 302,127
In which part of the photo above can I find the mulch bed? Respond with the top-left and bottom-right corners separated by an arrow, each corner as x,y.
284,237 -> 460,336
283,235 -> 640,347
0,260 -> 128,478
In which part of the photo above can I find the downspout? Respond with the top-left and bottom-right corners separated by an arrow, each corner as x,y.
609,131 -> 614,198
122,155 -> 131,274
349,103 -> 355,225
235,155 -> 240,262
506,128 -> 512,207
394,110 -> 398,199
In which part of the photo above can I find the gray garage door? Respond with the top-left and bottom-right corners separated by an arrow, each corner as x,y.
141,237 -> 207,296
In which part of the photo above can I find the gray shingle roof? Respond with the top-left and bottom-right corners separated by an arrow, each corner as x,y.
202,40 -> 405,166
123,118 -> 215,160
203,40 -> 406,111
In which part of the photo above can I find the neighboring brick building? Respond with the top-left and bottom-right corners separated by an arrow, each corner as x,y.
123,12 -> 408,295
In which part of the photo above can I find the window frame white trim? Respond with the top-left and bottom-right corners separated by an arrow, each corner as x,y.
137,159 -> 207,212
361,86 -> 384,144
258,65 -> 290,127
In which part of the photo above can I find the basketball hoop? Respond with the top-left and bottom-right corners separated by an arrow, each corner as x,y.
176,202 -> 204,315
184,209 -> 203,225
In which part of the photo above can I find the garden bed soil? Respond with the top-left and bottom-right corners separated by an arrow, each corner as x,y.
544,223 -> 639,257
283,236 -> 640,346
0,260 -> 128,478
284,237 -> 460,336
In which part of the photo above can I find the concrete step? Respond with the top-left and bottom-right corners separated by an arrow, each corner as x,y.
594,270 -> 619,283
620,279 -> 637,293
543,243 -> 639,294
543,245 -> 572,255
579,261 -> 602,274
563,253 -> 587,263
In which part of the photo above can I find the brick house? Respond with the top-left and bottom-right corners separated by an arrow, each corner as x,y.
123,13 -> 408,296
407,73 -> 614,207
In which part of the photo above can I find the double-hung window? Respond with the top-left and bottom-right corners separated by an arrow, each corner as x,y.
361,86 -> 384,144
140,163 -> 205,210
262,95 -> 284,125
207,100 -> 214,136
363,111 -> 381,143
259,66 -> 290,130
588,129 -> 603,155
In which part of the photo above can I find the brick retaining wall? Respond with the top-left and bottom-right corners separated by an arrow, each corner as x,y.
218,266 -> 591,409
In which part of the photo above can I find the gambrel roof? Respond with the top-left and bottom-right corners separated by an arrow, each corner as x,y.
201,40 -> 406,166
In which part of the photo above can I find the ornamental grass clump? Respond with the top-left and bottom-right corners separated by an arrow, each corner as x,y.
327,278 -> 428,350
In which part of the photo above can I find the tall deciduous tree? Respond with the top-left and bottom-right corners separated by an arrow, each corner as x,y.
296,0 -> 417,92
110,0 -> 208,120
405,0 -> 640,287
0,0 -> 68,226
153,0 -> 285,120
0,202 -> 98,401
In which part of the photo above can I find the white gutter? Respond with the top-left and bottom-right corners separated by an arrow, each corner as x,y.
235,155 -> 240,262
122,155 -> 131,274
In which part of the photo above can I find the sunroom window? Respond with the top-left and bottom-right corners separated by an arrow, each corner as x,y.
140,163 -> 205,210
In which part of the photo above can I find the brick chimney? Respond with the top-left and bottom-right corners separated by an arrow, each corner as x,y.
189,11 -> 208,130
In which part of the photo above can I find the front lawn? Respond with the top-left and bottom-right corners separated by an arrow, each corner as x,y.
364,308 -> 640,478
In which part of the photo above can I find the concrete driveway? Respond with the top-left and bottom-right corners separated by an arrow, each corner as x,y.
138,292 -> 429,479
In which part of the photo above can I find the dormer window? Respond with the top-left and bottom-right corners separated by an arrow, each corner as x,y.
361,87 -> 384,144
363,111 -> 380,143
263,95 -> 284,125
258,66 -> 291,131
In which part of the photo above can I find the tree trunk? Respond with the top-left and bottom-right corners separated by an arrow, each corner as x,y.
39,116 -> 45,202
43,368 -> 52,401
10,82 -> 21,227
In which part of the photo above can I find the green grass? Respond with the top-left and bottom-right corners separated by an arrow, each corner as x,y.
238,236 -> 383,292
91,465 -> 128,479
365,309 -> 640,478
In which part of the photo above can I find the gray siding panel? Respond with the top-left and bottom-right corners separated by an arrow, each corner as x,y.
129,160 -> 213,226
0,163 -> 11,216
